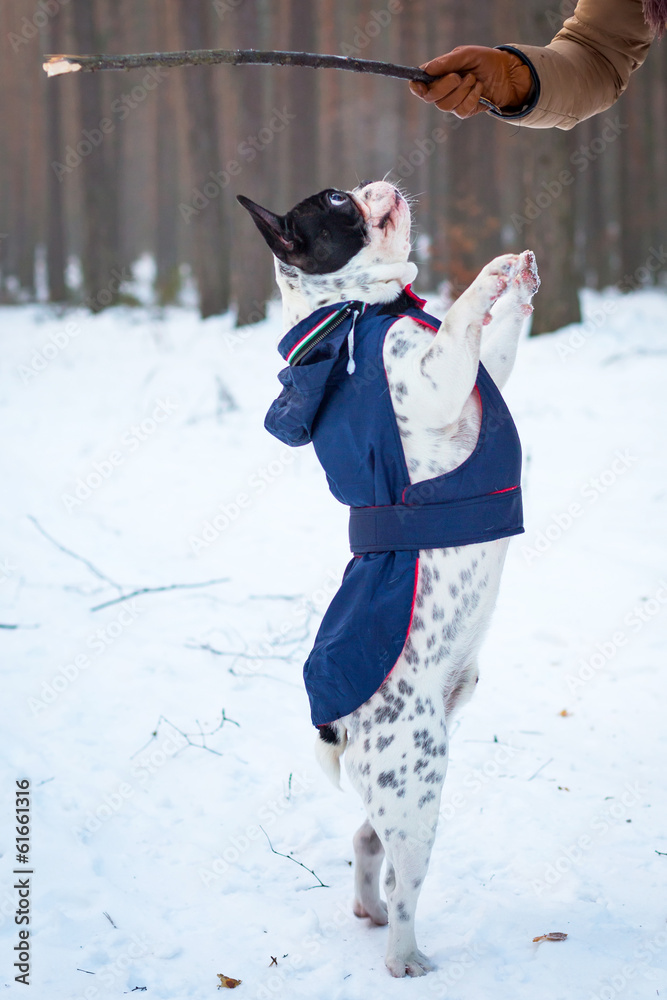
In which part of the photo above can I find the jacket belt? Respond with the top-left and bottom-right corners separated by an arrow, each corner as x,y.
348,489 -> 524,553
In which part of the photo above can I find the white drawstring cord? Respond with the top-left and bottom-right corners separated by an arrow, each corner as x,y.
347,307 -> 360,375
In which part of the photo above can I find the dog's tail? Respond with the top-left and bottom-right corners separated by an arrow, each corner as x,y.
314,722 -> 347,790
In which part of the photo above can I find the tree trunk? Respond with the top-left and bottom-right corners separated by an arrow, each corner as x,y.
650,45 -> 667,284
72,0 -> 120,311
510,0 -> 580,334
176,0 -> 230,318
103,0 -> 127,273
46,4 -> 68,302
618,79 -> 648,293
432,2 -> 500,298
283,0 -> 319,205
319,0 -> 345,190
154,0 -> 181,305
231,0 -> 273,326
395,0 -> 432,291
426,2 -> 456,298
523,131 -> 581,334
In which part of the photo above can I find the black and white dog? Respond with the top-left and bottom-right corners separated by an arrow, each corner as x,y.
239,182 -> 539,977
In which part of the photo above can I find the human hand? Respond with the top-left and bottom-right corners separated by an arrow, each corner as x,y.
409,45 -> 533,118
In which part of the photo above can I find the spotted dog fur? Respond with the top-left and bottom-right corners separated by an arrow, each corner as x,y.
239,181 -> 539,978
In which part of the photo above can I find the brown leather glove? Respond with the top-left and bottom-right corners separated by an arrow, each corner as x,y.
409,45 -> 534,119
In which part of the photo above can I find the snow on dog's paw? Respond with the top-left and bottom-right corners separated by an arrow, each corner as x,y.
386,948 -> 435,978
513,249 -> 540,299
475,253 -> 521,312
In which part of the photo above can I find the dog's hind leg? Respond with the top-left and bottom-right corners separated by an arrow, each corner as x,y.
380,798 -> 441,978
352,819 -> 389,925
345,692 -> 449,977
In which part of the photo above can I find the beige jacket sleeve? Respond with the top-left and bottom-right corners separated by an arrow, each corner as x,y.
501,0 -> 655,129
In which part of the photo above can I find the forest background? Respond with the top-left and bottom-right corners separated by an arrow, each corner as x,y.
1,0 -> 665,334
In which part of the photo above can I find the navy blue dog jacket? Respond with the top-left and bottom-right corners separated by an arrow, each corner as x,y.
265,289 -> 524,726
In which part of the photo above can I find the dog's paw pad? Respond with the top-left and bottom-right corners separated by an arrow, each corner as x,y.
515,249 -> 540,296
476,255 -> 519,310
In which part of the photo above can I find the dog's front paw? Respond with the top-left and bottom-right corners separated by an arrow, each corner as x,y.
512,249 -> 540,303
386,948 -> 435,978
475,253 -> 521,324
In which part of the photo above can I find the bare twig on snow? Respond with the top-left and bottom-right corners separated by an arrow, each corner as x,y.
130,711 -> 239,760
28,514 -> 123,592
90,578 -> 229,613
260,826 -> 328,890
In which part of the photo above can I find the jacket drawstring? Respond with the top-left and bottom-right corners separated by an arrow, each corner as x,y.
347,307 -> 361,375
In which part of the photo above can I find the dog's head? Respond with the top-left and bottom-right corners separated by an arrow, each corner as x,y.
237,181 -> 418,328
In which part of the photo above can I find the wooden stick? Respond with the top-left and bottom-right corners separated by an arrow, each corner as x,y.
43,48 -> 500,113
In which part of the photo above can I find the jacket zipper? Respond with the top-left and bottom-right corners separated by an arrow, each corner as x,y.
291,306 -> 354,366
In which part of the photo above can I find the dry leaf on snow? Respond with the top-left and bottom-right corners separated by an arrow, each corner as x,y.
532,932 -> 568,943
217,973 -> 242,988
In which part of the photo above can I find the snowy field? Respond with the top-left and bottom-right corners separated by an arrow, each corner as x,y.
1,285 -> 666,1000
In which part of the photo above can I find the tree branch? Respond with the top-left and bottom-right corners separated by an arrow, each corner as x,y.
90,578 -> 229,613
43,48 -> 441,79
259,826 -> 328,890
130,711 -> 239,760
185,641 -> 297,664
43,48 -> 499,112
28,514 -> 123,593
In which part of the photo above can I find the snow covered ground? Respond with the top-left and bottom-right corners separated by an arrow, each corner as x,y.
1,286 -> 666,1000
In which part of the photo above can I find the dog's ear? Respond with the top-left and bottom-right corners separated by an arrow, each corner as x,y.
236,196 -> 300,263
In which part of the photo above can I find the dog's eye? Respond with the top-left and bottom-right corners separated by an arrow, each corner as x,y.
328,192 -> 348,207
